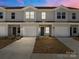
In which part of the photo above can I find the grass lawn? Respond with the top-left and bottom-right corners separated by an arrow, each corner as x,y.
33,36 -> 73,54
0,36 -> 22,49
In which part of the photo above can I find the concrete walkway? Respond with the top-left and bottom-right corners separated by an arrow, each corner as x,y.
0,37 -> 36,59
56,37 -> 79,59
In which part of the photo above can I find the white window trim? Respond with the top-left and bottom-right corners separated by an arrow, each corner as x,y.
30,11 -> 34,19
42,12 -> 46,19
25,12 -> 30,19
25,11 -> 35,19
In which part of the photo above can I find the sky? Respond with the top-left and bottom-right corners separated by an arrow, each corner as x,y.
0,0 -> 79,8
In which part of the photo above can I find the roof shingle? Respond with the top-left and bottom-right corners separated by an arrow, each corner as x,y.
0,6 -> 79,10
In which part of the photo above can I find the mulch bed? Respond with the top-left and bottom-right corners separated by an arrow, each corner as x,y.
33,36 -> 73,54
0,36 -> 22,49
73,37 -> 79,41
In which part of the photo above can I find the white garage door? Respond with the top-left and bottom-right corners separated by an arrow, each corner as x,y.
0,25 -> 8,36
21,26 -> 37,36
54,26 -> 69,36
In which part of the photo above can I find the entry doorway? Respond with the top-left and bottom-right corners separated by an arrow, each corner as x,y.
70,26 -> 78,36
13,27 -> 16,35
8,25 -> 20,36
39,25 -> 51,36
40,27 -> 44,36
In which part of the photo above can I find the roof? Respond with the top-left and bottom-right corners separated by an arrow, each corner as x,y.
4,6 -> 56,9
36,7 -> 56,9
4,7 -> 24,9
0,6 -> 79,10
67,7 -> 79,10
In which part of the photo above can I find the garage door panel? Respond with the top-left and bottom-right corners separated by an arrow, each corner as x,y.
22,26 -> 37,36
55,26 -> 69,36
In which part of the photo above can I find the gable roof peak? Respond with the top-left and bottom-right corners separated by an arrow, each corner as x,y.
58,5 -> 66,8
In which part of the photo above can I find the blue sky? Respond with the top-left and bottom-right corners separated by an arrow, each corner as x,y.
0,0 -> 46,6
0,0 -> 79,8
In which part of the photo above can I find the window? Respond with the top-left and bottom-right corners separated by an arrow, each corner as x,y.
11,13 -> 15,19
42,12 -> 46,19
57,12 -> 66,19
25,12 -> 30,19
0,12 -> 3,19
72,13 -> 76,19
30,12 -> 34,19
62,12 -> 66,19
45,27 -> 50,34
25,11 -> 34,19
73,27 -> 77,33
57,12 -> 61,19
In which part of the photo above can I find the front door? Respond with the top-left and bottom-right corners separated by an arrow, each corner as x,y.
8,25 -> 20,36
13,27 -> 16,36
70,27 -> 78,36
40,25 -> 51,36
70,27 -> 72,36
40,27 -> 44,36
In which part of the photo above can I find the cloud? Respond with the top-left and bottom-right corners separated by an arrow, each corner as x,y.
16,0 -> 79,8
45,0 -> 63,6
45,0 -> 79,8
17,0 -> 47,6
62,0 -> 79,8
17,0 -> 24,6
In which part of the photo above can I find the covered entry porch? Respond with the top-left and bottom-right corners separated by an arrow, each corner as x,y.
70,25 -> 79,37
8,25 -> 20,36
39,25 -> 51,36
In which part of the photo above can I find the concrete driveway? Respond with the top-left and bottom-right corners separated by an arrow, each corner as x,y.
0,37 -> 36,59
0,37 -> 79,59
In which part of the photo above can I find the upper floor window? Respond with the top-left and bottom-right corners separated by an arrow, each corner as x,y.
30,12 -> 34,19
25,11 -> 34,19
62,12 -> 66,19
72,13 -> 76,19
57,12 -> 66,19
11,12 -> 15,19
57,12 -> 61,19
25,12 -> 30,19
0,12 -> 3,19
42,12 -> 46,19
